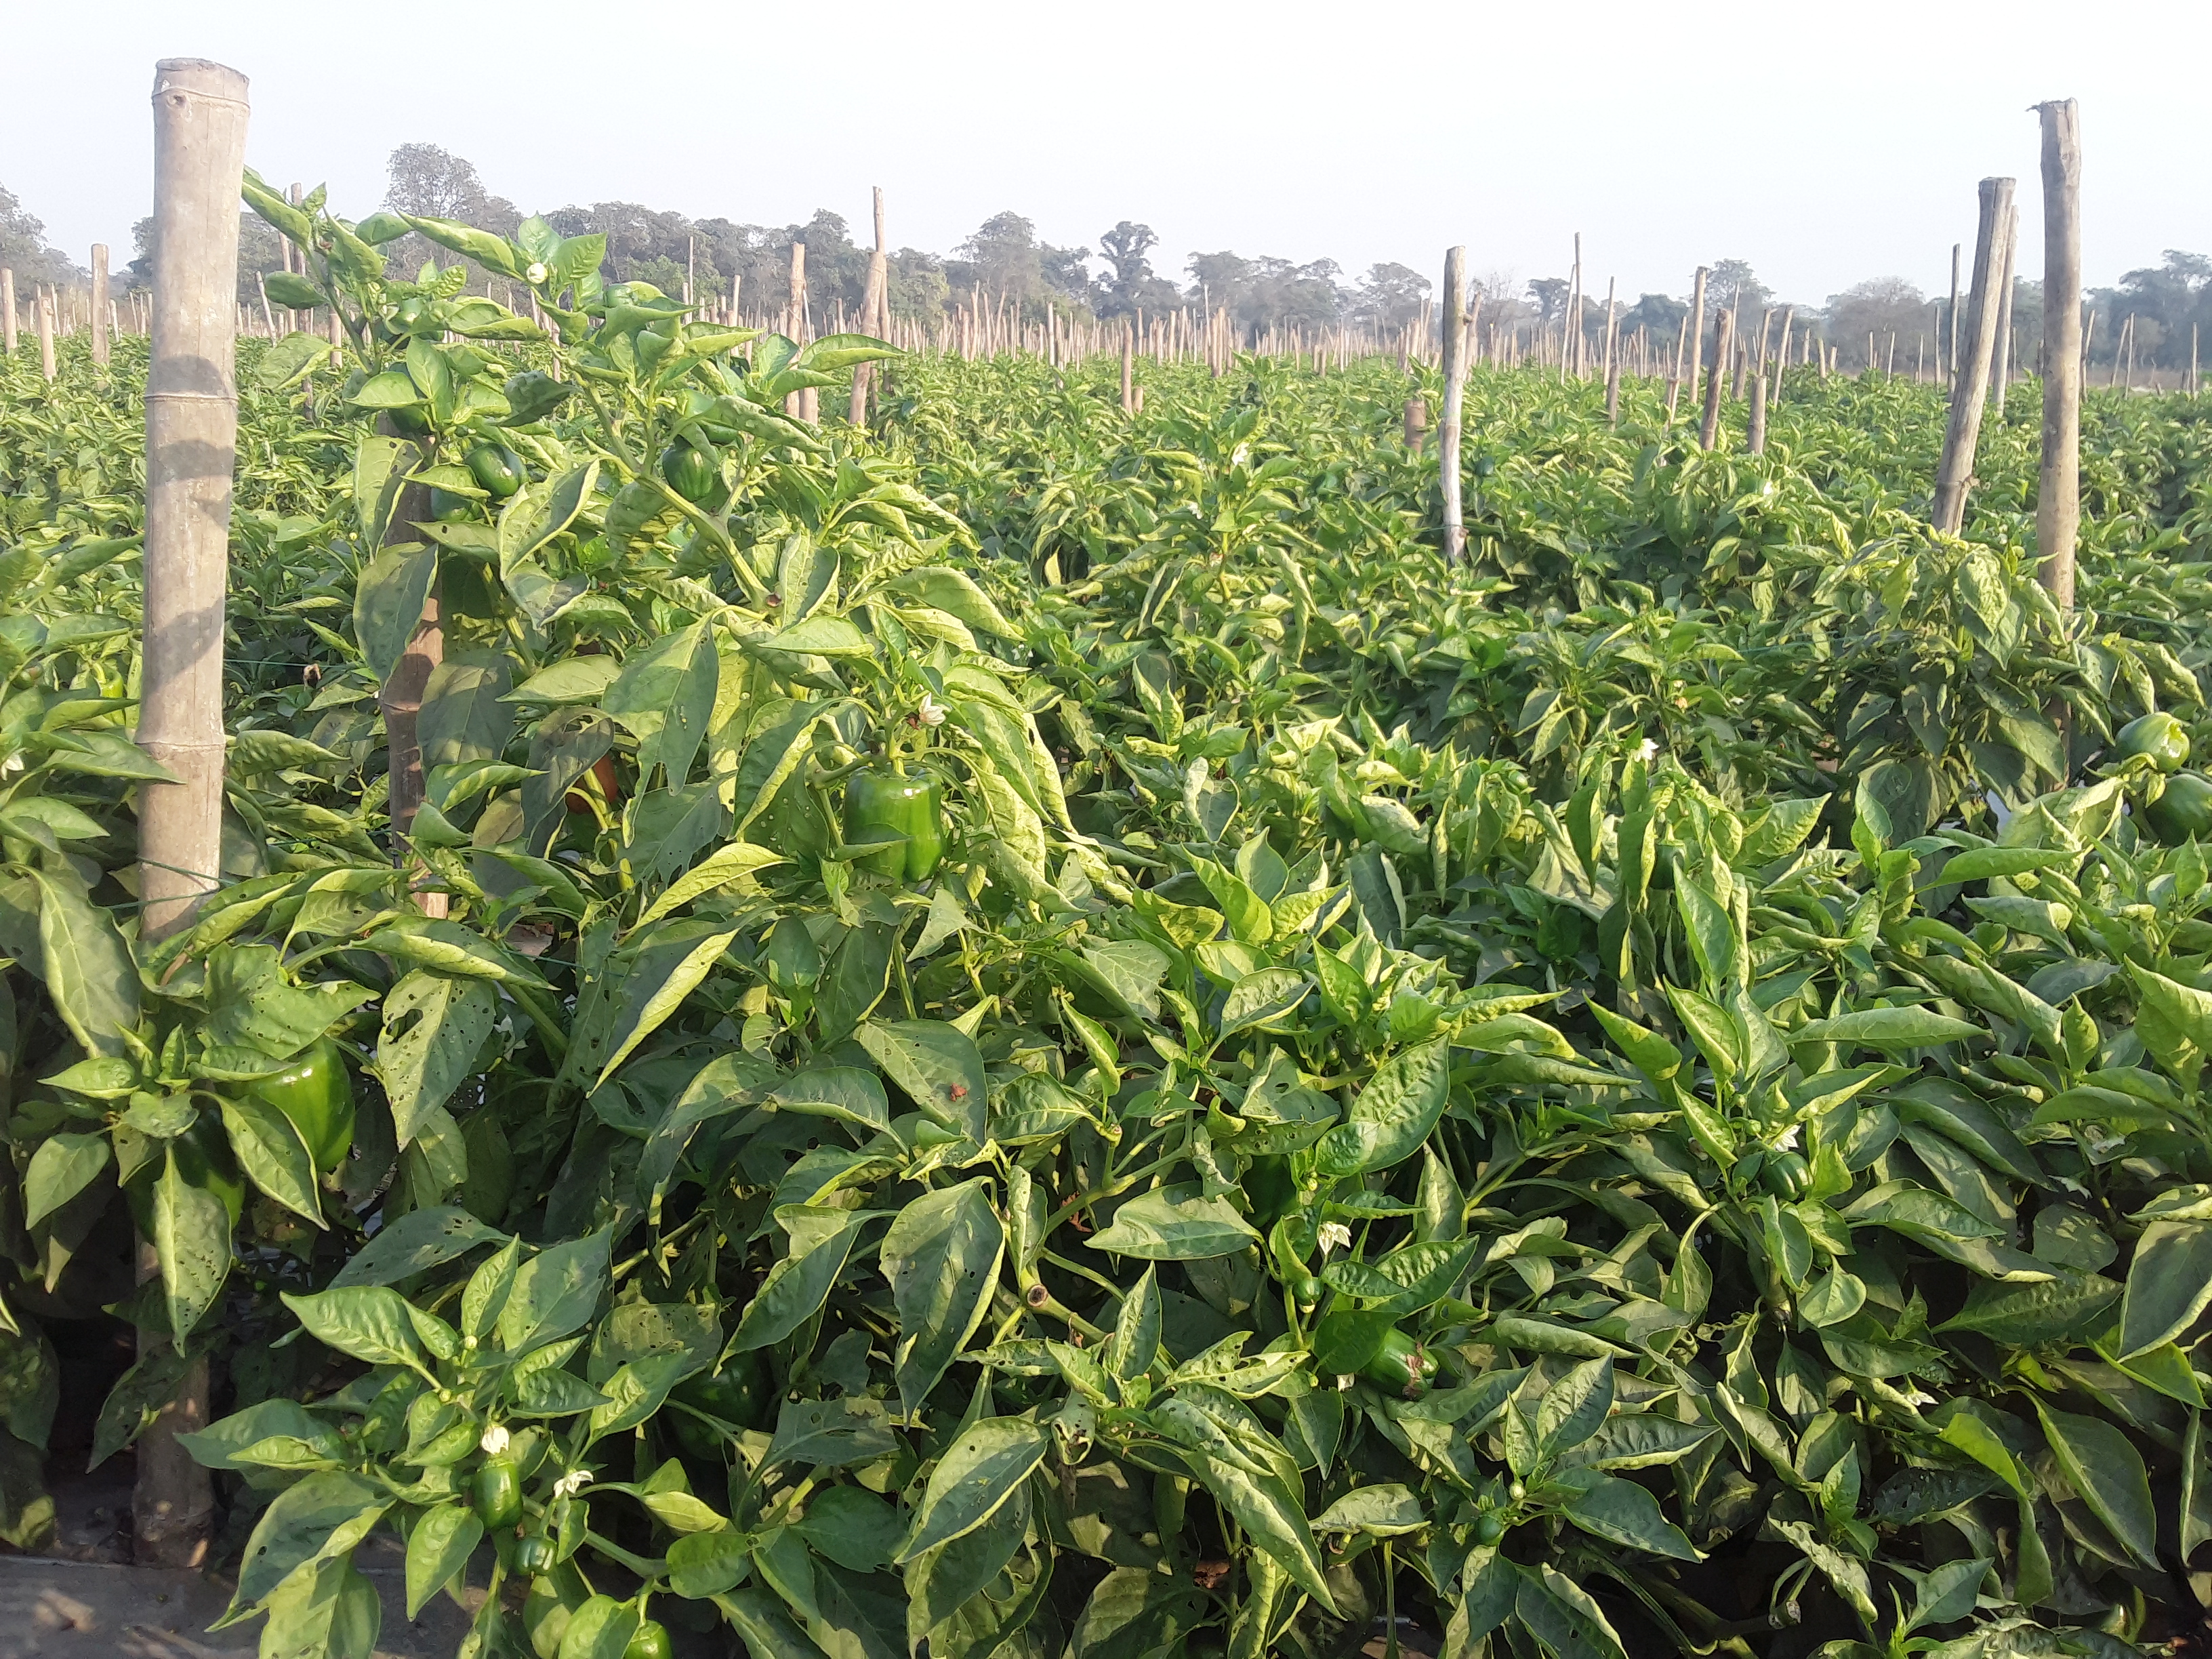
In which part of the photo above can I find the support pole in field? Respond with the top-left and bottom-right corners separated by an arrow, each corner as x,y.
1989,206 -> 2019,417
1603,279 -> 1620,427
1946,243 -> 1961,386
1,268 -> 15,356
1439,246 -> 1469,562
1686,266 -> 1709,410
2036,99 -> 2083,610
91,244 -> 110,365
1932,176 -> 2016,535
1746,375 -> 1768,454
1404,396 -> 1428,454
849,187 -> 888,424
1698,308 -> 1732,450
1120,323 -> 1135,414
1772,308 -> 1795,411
138,56 -> 249,1570
37,286 -> 56,380
785,241 -> 815,422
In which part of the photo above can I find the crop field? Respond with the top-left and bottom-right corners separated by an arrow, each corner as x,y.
5,167 -> 2212,1659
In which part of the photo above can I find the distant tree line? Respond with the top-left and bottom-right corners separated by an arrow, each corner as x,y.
7,148 -> 2207,372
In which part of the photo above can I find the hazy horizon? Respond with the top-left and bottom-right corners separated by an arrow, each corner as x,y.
3,0 -> 2207,308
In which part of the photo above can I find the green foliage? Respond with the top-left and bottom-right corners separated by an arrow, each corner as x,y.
3,184 -> 2212,1658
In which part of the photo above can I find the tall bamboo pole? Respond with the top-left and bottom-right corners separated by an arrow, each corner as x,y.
1120,323 -> 1134,413
1602,279 -> 1620,427
1989,206 -> 2019,418
1932,176 -> 2015,535
1746,375 -> 1768,454
1686,266 -> 1710,407
1439,246 -> 1469,562
90,244 -> 110,365
849,187 -> 888,424
138,56 -> 250,1570
1,269 -> 14,356
37,287 -> 56,380
1698,309 -> 1732,450
1946,243 -> 1961,386
2036,100 -> 2083,611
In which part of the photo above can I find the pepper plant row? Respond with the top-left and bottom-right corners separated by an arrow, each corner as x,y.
0,179 -> 2210,1659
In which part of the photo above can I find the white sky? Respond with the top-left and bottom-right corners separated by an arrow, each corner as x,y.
5,0 -> 2207,306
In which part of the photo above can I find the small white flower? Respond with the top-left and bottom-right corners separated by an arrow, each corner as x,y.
553,1469 -> 594,1500
1336,1373 -> 1355,1391
525,262 -> 548,285
478,1424 -> 509,1456
1317,1223 -> 1352,1256
916,693 -> 947,728
1637,739 -> 1659,763
1773,1125 -> 1801,1151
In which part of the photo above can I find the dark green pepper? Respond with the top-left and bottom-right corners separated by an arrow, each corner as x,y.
466,441 -> 527,499
2148,771 -> 2212,842
625,1620 -> 673,1659
1359,1328 -> 1435,1399
842,766 -> 944,880
1761,1151 -> 1811,1202
125,1115 -> 245,1236
513,1533 -> 556,1575
249,1036 -> 356,1176
659,443 -> 717,504
472,1454 -> 523,1530
1474,1510 -> 1508,1546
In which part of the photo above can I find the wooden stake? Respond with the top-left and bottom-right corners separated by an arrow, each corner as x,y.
1746,374 -> 1768,454
1602,279 -> 1620,426
849,187 -> 888,424
90,244 -> 110,365
2036,99 -> 2082,609
1932,175 -> 2015,535
1,268 -> 15,357
785,241 -> 815,421
1120,323 -> 1135,414
1946,242 -> 1961,386
36,286 -> 56,380
1698,308 -> 1732,450
138,57 -> 250,1570
1989,205 -> 2019,417
1686,266 -> 1709,405
1439,246 -> 1469,562
1404,396 -> 1428,454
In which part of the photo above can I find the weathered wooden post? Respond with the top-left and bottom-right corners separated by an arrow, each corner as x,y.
784,241 -> 815,421
2036,99 -> 2082,611
1,268 -> 15,357
137,56 -> 250,1569
37,286 -> 58,380
1698,309 -> 1732,450
1946,243 -> 1961,387
1120,323 -> 1135,414
1746,375 -> 1768,454
1404,396 -> 1428,454
1602,279 -> 1621,426
91,244 -> 110,365
1439,245 -> 1469,562
850,188 -> 889,424
1932,176 -> 2015,535
1686,266 -> 1710,410
1989,206 -> 2019,417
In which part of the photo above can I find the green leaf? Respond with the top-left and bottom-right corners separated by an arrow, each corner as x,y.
1790,1006 -> 1982,1050
23,1133 -> 109,1229
857,1020 -> 989,1141
1088,1184 -> 1261,1260
1938,1271 -> 2118,1346
354,544 -> 438,684
1536,1357 -> 1615,1458
230,1470 -> 390,1613
2034,1401 -> 2158,1565
499,1231 -> 613,1353
281,1286 -> 424,1370
592,925 -> 741,1086
554,1594 -> 640,1659
328,1206 -> 505,1290
155,1148 -> 230,1343
2120,1220 -> 2212,1357
667,1528 -> 750,1599
1563,1473 -> 1700,1561
28,869 -> 138,1059
1111,1265 -> 1163,1380
257,1555 -> 382,1659
218,1097 -> 325,1227
377,970 -> 500,1147
1311,1039 -> 1451,1176
882,1178 -> 1003,1416
404,1502 -> 482,1620
895,1415 -> 1049,1561
729,1208 -> 868,1354
762,1395 -> 899,1473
